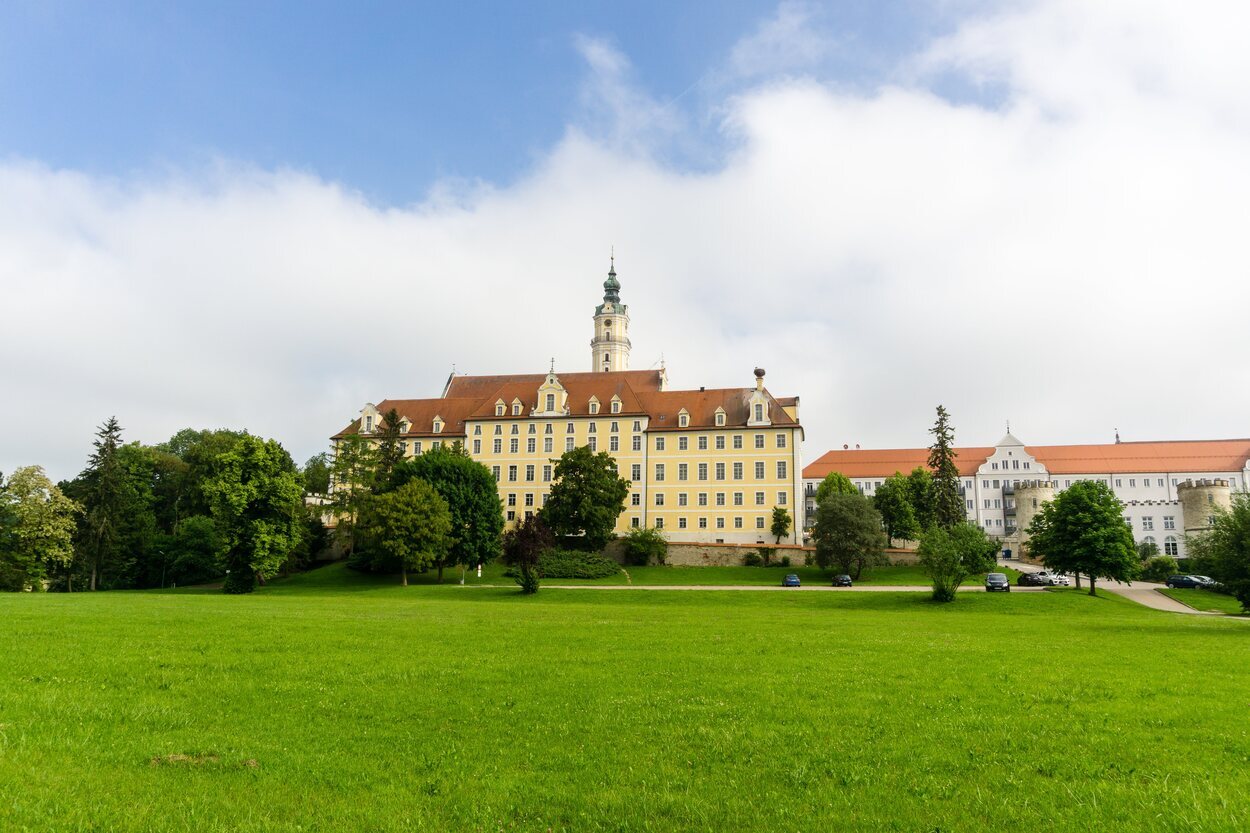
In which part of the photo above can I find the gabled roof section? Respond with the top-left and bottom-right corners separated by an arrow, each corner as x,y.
636,388 -> 800,432
333,398 -> 480,439
1028,439 -> 1250,475
463,371 -> 653,419
803,447 -> 992,480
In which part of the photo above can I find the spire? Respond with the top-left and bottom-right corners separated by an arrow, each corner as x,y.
602,250 -> 621,304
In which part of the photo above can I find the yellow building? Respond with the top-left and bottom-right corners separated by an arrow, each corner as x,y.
332,260 -> 804,544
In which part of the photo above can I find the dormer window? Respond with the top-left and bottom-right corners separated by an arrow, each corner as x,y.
433,418 -> 443,434
754,404 -> 764,422
589,399 -> 600,415
611,398 -> 621,414
715,409 -> 726,427
546,393 -> 555,412
678,410 -> 689,428
495,401 -> 505,417
364,415 -> 374,433
512,400 -> 522,416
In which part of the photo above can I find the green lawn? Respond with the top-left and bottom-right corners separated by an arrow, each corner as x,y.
2,568 -> 1247,832
412,561 -> 1020,587
1159,587 -> 1247,615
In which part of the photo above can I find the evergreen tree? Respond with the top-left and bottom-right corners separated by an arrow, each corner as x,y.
374,408 -> 406,487
502,513 -> 553,594
325,434 -> 380,558
80,417 -> 126,590
927,406 -> 964,529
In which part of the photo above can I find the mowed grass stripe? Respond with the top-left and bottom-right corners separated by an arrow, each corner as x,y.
1,571 -> 1247,832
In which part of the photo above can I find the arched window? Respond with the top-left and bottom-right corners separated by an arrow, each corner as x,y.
1164,536 -> 1178,556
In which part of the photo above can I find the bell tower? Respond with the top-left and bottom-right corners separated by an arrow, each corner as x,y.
591,254 -> 631,372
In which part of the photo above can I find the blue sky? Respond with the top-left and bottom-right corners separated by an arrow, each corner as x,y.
1,1 -> 948,204
3,0 -> 1249,479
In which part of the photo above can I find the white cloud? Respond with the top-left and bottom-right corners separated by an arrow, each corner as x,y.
2,0 -> 1249,481
727,1 -> 839,80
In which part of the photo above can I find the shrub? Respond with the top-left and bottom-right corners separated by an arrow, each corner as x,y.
743,551 -> 763,567
780,555 -> 792,568
506,549 -> 620,580
622,526 -> 667,566
1141,555 -> 1179,583
757,546 -> 776,566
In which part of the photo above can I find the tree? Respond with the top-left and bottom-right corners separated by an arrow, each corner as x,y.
358,478 -> 452,586
325,434 -> 380,558
874,473 -> 920,544
79,417 -> 126,590
905,467 -> 937,532
0,467 -> 81,591
301,453 -> 331,496
1187,492 -> 1250,612
374,408 -> 406,487
502,513 -> 553,594
927,406 -> 964,529
390,443 -> 503,582
771,506 -> 792,544
622,525 -> 667,566
1136,539 -> 1160,561
165,514 -> 224,587
812,493 -> 888,579
814,471 -> 857,504
541,445 -> 630,551
917,522 -> 998,602
201,435 -> 305,594
1026,480 -> 1138,596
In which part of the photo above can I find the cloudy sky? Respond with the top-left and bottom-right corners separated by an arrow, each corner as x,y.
2,0 -> 1248,481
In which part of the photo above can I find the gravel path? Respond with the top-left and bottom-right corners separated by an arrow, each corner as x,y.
465,583 -> 1047,592
1009,562 -> 1229,615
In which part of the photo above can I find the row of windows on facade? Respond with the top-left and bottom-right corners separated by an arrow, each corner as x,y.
853,475 -> 1239,495
1141,535 -> 1181,556
503,506 -> 777,532
498,489 -> 785,512
491,397 -> 766,426
489,461 -> 789,485
473,421 -> 788,447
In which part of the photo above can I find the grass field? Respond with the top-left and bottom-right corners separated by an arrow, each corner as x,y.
414,561 -> 1021,587
2,565 -> 1248,832
1159,587 -> 1247,615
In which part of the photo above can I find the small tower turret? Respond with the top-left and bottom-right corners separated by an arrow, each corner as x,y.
591,253 -> 631,372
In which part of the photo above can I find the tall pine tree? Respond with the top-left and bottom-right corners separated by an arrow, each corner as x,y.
927,405 -> 965,530
81,417 -> 126,590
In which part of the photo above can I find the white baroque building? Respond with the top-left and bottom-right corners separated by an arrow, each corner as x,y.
803,434 -> 1250,559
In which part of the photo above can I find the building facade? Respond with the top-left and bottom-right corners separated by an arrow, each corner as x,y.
334,262 -> 805,544
803,434 -> 1250,558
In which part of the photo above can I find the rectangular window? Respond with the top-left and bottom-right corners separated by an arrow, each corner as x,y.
527,438 -> 536,453
777,461 -> 787,480
1163,516 -> 1175,529
733,462 -> 743,480
993,480 -> 1000,489
508,466 -> 517,482
715,436 -> 725,450
544,423 -> 552,434
678,517 -> 687,529
755,461 -> 765,479
544,437 -> 553,453
525,465 -> 534,482
776,433 -> 787,448
756,516 -> 765,529
588,437 -> 597,452
655,493 -> 665,506
716,493 -> 726,507
631,517 -> 640,528
715,463 -> 726,481
631,493 -> 641,506
543,465 -> 552,483
472,440 -> 480,454
491,466 -> 500,482
495,425 -> 502,435
632,436 -> 642,452
588,422 -> 596,433
655,436 -> 665,451
984,499 -> 991,509
699,517 -> 708,529
525,493 -> 534,507
506,510 -> 515,521
734,517 -> 743,529
734,492 -> 743,506
566,438 -> 575,452
967,499 -> 974,510
493,439 -> 503,454
609,436 -> 619,452
633,420 -> 641,432
755,491 -> 765,506
655,517 -> 664,529
733,435 -> 743,450
567,423 -> 575,434
473,425 -> 482,436
716,518 -> 725,529
698,493 -> 708,507
678,463 -> 688,481
610,421 -> 618,433
1129,479 -> 1136,488
698,463 -> 708,481
1142,516 -> 1154,530
1115,479 -> 1122,488
507,493 -> 517,507
755,434 -> 765,449
678,493 -> 688,506
655,464 -> 665,482
994,499 -> 1001,509
510,439 -> 519,454
678,436 -> 688,451
777,491 -> 787,506
698,436 -> 708,450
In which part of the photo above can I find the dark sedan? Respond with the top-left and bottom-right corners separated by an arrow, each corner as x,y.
1018,572 -> 1049,587
832,574 -> 853,587
985,573 -> 1011,592
1165,575 -> 1205,589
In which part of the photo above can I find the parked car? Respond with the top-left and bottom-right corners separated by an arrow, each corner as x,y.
1018,572 -> 1049,587
832,574 -> 853,587
1048,573 -> 1071,586
1165,575 -> 1205,589
985,573 -> 1011,592
1191,575 -> 1218,588
782,574 -> 801,587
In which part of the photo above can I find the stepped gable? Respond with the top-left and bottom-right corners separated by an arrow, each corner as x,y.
636,388 -> 799,431
1028,439 -> 1250,475
804,447 -> 992,480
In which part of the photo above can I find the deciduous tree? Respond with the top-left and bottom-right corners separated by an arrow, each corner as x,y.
1026,480 -> 1138,596
812,493 -> 888,579
1187,492 -> 1250,612
542,445 -> 630,551
814,471 -> 857,504
874,473 -> 920,544
771,506 -> 792,544
325,434 -> 380,558
0,467 -> 81,591
301,453 -> 331,496
502,513 -> 553,594
358,478 -> 452,586
917,522 -> 998,602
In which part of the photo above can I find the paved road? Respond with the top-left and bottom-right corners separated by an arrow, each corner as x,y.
1008,561 -> 1224,615
467,583 -> 1047,592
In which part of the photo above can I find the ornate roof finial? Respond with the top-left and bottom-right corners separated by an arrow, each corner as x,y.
549,357 -> 555,373
602,249 -> 621,304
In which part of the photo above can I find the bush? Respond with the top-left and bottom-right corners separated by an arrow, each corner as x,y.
1141,555 -> 1179,583
780,555 -> 791,568
758,546 -> 776,566
743,551 -> 763,567
505,549 -> 620,580
622,526 -> 667,566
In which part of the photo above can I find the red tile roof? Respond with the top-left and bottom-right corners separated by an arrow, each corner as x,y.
804,447 -> 991,480
636,389 -> 799,431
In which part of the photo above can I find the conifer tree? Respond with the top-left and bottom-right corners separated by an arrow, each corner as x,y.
927,406 -> 964,529
81,417 -> 125,590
